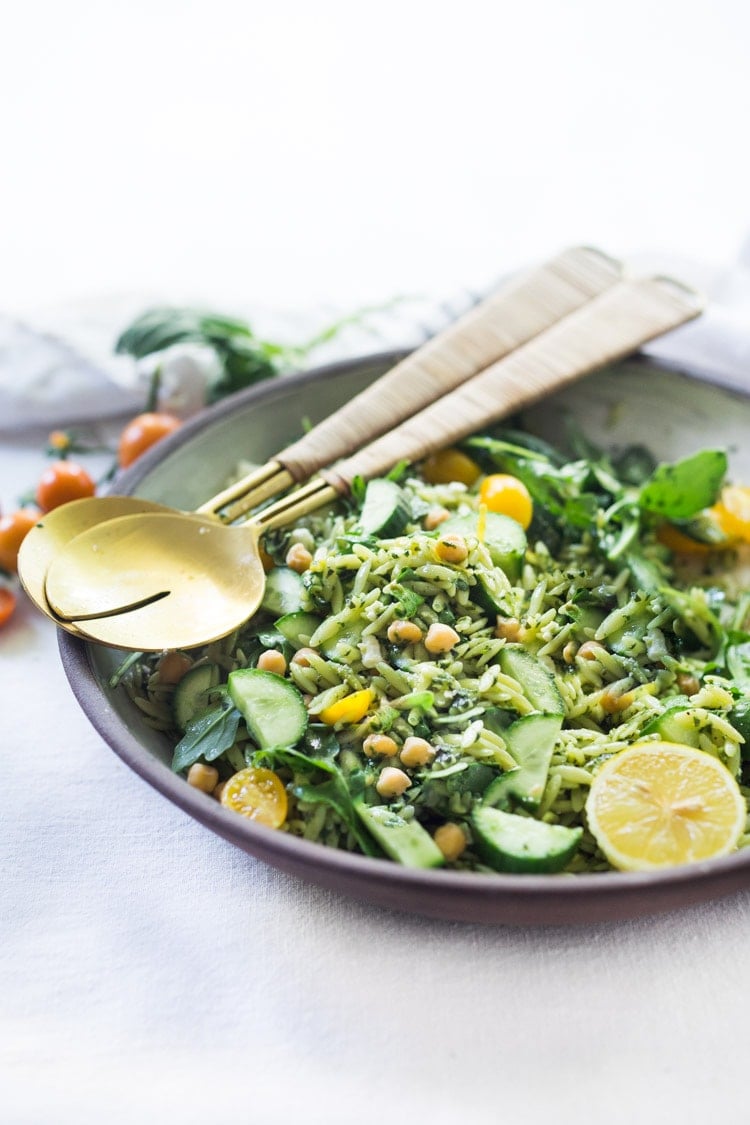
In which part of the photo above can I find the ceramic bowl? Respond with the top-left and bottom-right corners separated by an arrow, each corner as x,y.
59,350 -> 750,925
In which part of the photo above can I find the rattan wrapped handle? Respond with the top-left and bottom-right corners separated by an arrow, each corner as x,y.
323,276 -> 703,491
276,246 -> 621,482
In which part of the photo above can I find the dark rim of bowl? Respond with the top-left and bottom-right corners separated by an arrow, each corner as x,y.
57,349 -> 750,911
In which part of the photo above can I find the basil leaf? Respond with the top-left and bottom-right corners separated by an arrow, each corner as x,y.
172,703 -> 242,773
638,450 -> 727,520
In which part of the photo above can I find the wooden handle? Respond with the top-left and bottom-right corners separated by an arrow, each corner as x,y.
323,276 -> 703,491
276,246 -> 621,481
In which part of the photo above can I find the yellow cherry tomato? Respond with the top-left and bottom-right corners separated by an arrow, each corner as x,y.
421,448 -> 481,487
478,474 -> 533,529
220,767 -> 288,827
318,689 -> 374,726
712,485 -> 750,543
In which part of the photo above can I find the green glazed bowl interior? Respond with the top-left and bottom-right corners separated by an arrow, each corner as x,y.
59,351 -> 750,925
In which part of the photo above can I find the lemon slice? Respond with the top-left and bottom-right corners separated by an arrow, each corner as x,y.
586,741 -> 746,872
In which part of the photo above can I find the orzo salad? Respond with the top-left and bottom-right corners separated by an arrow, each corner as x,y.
120,426 -> 750,874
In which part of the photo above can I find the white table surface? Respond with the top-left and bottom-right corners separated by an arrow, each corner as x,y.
3,3 -> 750,1123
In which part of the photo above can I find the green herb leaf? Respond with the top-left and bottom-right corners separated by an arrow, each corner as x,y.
172,702 -> 242,772
638,450 -> 727,520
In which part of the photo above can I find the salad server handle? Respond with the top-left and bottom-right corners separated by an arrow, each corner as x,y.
276,245 -> 620,480
323,275 -> 704,492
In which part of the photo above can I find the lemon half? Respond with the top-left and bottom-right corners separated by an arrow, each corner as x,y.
586,741 -> 746,872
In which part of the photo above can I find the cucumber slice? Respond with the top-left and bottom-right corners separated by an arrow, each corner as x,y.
484,712 -> 562,810
261,567 -> 304,616
471,806 -> 582,873
471,569 -> 512,616
228,669 -> 308,749
173,664 -> 220,731
640,703 -> 702,748
440,512 -> 526,580
730,698 -> 750,758
274,611 -> 322,650
319,617 -> 366,661
358,479 -> 411,538
356,804 -> 444,868
499,645 -> 564,715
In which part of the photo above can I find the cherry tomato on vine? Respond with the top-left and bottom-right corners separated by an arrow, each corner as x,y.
478,474 -> 533,529
0,509 -> 41,573
118,412 -> 181,469
36,461 -> 96,513
0,587 -> 17,628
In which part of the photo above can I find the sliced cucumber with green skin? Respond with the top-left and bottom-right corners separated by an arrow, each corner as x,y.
274,611 -> 322,650
499,646 -> 564,715
173,664 -> 220,731
228,669 -> 308,749
471,806 -> 582,873
261,567 -> 304,617
484,712 -> 562,810
358,479 -> 412,538
730,698 -> 750,758
440,512 -> 526,580
640,704 -> 702,748
356,804 -> 444,868
470,569 -> 512,616
320,617 -> 366,661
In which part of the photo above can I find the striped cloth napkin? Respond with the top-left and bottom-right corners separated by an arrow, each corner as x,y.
2,246 -> 749,431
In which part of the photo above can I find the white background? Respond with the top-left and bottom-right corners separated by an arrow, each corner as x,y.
3,4 -> 750,1124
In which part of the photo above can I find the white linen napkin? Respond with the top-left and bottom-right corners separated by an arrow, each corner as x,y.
2,247 -> 749,432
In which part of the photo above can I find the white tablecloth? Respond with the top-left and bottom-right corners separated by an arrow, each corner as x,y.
4,2 -> 750,1121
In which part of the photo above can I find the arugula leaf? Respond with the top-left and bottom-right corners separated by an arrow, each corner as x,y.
638,450 -> 727,520
172,701 -> 242,772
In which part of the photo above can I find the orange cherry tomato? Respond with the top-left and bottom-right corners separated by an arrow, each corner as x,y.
118,412 -> 181,469
655,523 -> 713,556
0,587 -> 17,627
0,509 -> 40,574
478,474 -> 533,529
36,461 -> 96,513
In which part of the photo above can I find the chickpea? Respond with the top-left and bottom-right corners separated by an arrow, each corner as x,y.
157,650 -> 193,684
434,822 -> 467,861
291,647 -> 317,667
375,767 -> 412,799
577,640 -> 607,661
363,733 -> 399,758
187,763 -> 219,793
562,640 -> 578,665
424,622 -> 460,654
676,672 -> 701,697
435,533 -> 468,564
495,617 -> 524,643
285,542 -> 313,573
424,506 -> 450,530
399,736 -> 436,768
213,780 -> 227,801
387,619 -> 423,645
257,649 -> 287,676
600,687 -> 635,714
